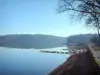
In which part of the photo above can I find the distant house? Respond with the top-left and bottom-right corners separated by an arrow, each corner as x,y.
67,43 -> 77,51
67,42 -> 87,51
67,43 -> 77,46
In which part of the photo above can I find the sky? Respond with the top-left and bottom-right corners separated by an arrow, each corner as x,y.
0,0 -> 95,37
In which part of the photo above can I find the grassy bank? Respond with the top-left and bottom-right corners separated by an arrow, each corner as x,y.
95,59 -> 100,66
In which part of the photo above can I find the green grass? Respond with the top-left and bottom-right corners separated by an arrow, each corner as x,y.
95,59 -> 100,66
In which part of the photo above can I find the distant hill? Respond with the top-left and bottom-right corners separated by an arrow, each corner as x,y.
66,34 -> 94,45
0,34 -> 95,49
0,34 -> 66,49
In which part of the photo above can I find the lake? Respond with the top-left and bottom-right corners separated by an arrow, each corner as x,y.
0,47 -> 70,75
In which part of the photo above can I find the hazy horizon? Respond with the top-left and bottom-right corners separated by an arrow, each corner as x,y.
0,0 -> 95,37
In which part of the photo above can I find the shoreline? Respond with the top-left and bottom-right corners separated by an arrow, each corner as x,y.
48,50 -> 100,75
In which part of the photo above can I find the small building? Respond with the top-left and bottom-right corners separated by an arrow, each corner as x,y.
67,43 -> 88,51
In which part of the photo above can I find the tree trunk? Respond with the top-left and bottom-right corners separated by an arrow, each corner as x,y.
97,28 -> 100,36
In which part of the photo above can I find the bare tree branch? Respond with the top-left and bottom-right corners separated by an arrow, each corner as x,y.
58,0 -> 100,35
60,8 -> 100,14
82,0 -> 100,9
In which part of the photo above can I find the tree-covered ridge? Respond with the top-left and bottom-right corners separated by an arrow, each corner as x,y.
66,34 -> 94,45
0,34 -> 66,49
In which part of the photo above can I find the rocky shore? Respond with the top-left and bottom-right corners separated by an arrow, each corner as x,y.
48,50 -> 100,75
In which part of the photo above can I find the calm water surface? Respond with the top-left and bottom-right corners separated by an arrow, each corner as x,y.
0,47 -> 70,75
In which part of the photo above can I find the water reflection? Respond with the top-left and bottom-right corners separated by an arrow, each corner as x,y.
0,47 -> 70,75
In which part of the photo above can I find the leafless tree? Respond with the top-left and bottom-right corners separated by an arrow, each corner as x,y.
58,0 -> 100,36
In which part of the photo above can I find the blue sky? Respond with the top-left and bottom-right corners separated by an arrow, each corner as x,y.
0,0 -> 95,37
